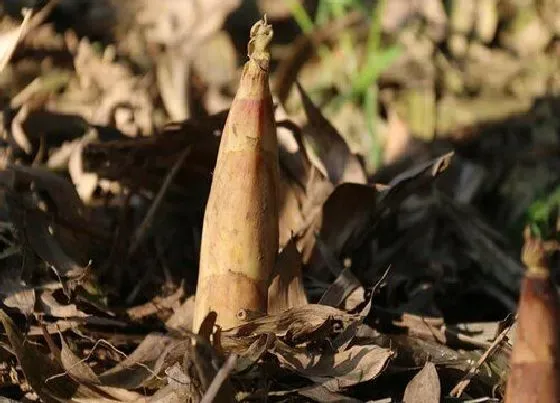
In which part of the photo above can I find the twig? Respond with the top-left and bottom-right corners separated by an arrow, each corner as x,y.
372,265 -> 391,295
44,337 -> 166,385
25,0 -> 60,34
128,146 -> 191,256
0,0 -> 60,73
0,10 -> 32,74
450,316 -> 515,397
200,353 -> 238,403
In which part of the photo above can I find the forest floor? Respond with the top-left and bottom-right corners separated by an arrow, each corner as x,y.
0,0 -> 559,402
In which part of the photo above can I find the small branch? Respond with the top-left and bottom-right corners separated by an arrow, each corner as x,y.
200,353 -> 238,403
128,146 -> 191,257
450,316 -> 515,398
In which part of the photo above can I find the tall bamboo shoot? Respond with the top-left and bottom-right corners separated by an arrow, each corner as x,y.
192,17 -> 279,331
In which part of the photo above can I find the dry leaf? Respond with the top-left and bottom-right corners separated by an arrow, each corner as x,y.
72,38 -> 153,136
68,128 -> 103,203
0,309 -> 146,402
318,266 -> 361,308
99,333 -> 177,389
60,337 -> 101,386
273,339 -> 393,392
268,239 -> 308,315
39,290 -> 89,318
165,295 -> 195,332
297,384 -> 362,402
296,82 -> 366,185
383,107 -> 411,164
403,361 -> 441,403
224,304 -> 359,341
137,0 -> 240,120
307,182 -> 377,278
2,165 -> 91,278
235,333 -> 275,372
2,286 -> 35,316
127,287 -> 184,321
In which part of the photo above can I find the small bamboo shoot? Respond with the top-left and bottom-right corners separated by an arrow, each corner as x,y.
504,228 -> 560,402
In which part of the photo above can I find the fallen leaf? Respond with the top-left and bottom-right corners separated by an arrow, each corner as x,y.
2,165 -> 91,278
0,309 -> 146,402
39,290 -> 88,318
186,333 -> 235,403
224,304 -> 359,341
60,337 -> 101,386
165,295 -> 195,332
137,0 -> 241,120
99,333 -> 177,389
384,107 -> 411,164
273,339 -> 393,392
3,286 -> 35,316
268,239 -> 308,315
68,128 -> 103,203
403,361 -> 440,403
127,287 -> 184,321
235,333 -> 275,372
319,266 -> 361,308
352,152 -> 454,254
298,384 -> 363,402
296,82 -> 366,185
306,182 -> 377,280
73,37 -> 153,136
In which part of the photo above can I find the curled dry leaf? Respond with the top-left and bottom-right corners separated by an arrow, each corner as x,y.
100,330 -> 232,401
318,266 -> 362,308
149,362 -> 191,403
296,82 -> 366,185
351,152 -> 454,253
127,286 -> 184,321
9,103 -> 34,155
68,128 -> 104,203
277,143 -> 334,256
186,333 -> 235,403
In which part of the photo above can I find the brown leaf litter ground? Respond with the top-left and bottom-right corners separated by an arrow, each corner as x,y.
0,1 -> 559,402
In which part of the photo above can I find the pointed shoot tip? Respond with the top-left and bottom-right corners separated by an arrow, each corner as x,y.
248,16 -> 273,68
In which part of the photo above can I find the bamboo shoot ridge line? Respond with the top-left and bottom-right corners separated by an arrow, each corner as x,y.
192,17 -> 280,332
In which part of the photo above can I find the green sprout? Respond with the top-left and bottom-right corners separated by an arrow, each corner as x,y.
285,0 -> 402,171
